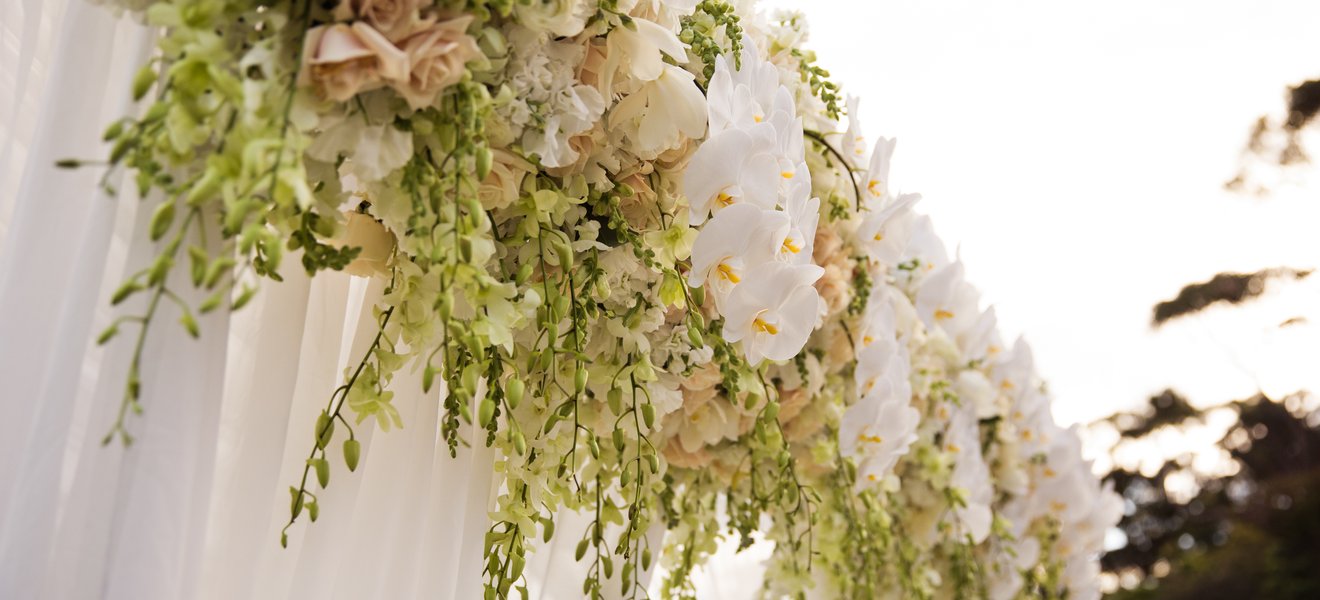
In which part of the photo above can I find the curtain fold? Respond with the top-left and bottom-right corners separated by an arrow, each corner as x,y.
0,4 -> 726,599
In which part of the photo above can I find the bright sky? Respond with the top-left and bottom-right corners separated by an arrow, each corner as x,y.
763,0 -> 1320,426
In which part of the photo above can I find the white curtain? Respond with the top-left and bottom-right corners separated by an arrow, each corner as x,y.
0,2 -> 499,597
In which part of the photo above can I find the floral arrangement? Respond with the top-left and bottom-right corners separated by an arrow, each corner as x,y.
72,0 -> 1121,597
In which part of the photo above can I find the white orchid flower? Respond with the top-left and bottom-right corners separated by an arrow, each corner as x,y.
779,192 -> 820,264
683,125 -> 782,224
847,396 -> 920,490
855,286 -> 898,350
946,404 -> 995,543
863,136 -> 898,205
720,261 -> 824,364
840,95 -> 868,168
857,191 -> 920,264
686,203 -> 788,306
914,260 -> 978,336
705,40 -> 780,133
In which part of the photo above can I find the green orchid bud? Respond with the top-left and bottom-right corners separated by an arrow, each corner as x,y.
506,378 -> 524,409
132,64 -> 156,101
478,396 -> 496,428
149,201 -> 175,241
641,403 -> 656,429
607,387 -> 623,415
343,438 -> 361,471
476,146 -> 493,180
574,366 -> 587,395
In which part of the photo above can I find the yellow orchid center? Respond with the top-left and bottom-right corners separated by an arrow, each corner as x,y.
947,443 -> 962,454
754,114 -> 764,123
1021,429 -> 1034,441
1050,501 -> 1067,513
1043,467 -> 1057,478
934,309 -> 955,321
867,473 -> 878,482
873,232 -> 884,242
780,171 -> 794,179
716,191 -> 734,207
781,237 -> 802,254
862,335 -> 874,345
867,179 -> 882,196
857,433 -> 883,444
753,315 -> 779,335
716,263 -> 740,283
1001,380 -> 1015,390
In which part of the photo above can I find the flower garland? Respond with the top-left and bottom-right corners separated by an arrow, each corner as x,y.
72,0 -> 1121,597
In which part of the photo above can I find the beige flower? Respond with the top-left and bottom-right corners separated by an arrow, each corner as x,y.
334,212 -> 396,278
662,437 -> 714,469
332,0 -> 421,41
300,23 -> 409,103
816,261 -> 851,316
391,15 -> 479,110
776,387 -> 812,425
543,129 -> 600,179
616,171 -> 660,230
479,149 -> 533,211
813,226 -> 843,266
824,323 -> 854,367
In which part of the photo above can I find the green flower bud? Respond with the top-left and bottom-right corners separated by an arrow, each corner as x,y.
478,396 -> 496,428
132,64 -> 156,101
506,378 -> 524,409
343,438 -> 361,471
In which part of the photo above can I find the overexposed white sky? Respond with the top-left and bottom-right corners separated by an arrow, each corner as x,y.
763,0 -> 1320,425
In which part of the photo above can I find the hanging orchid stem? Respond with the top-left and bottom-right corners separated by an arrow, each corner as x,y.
103,206 -> 201,446
281,304 -> 394,546
804,129 -> 863,212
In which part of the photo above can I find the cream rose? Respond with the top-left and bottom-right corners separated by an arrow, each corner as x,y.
300,23 -> 409,103
333,0 -> 421,41
334,212 -> 396,278
390,16 -> 480,110
478,149 -> 533,211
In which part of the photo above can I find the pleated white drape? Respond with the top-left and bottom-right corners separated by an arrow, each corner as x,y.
1,3 -> 498,597
0,3 -> 755,598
